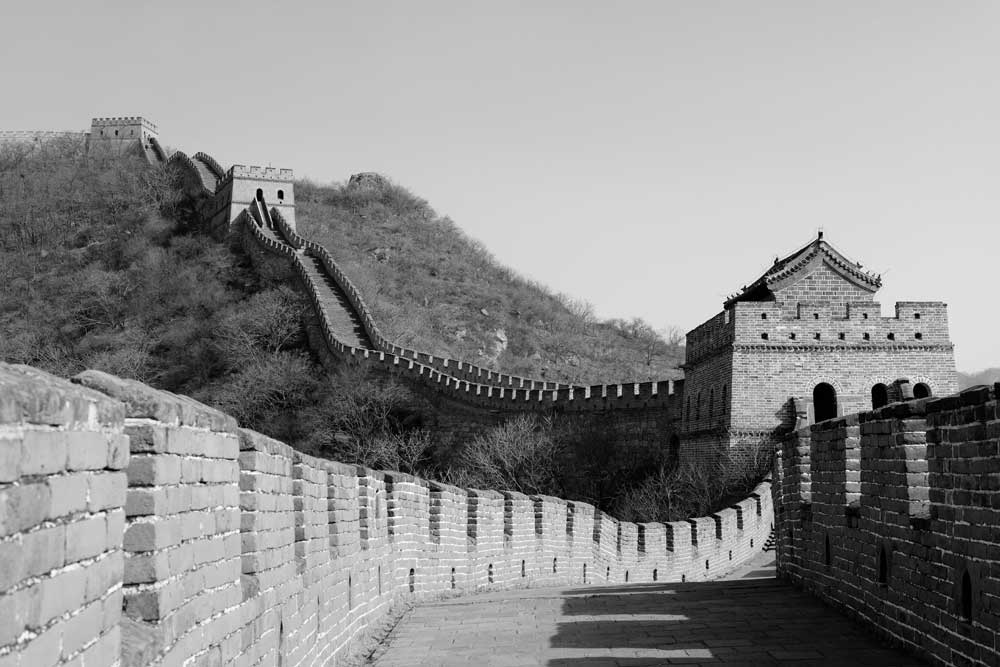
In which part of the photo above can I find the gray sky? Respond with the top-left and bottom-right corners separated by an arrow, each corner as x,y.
3,1 -> 997,372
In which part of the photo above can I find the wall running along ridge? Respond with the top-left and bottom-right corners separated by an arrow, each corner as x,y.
772,385 -> 1000,666
0,362 -> 772,667
238,205 -> 684,418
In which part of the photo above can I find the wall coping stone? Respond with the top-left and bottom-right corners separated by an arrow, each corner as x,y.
467,489 -> 504,500
0,363 -> 124,428
74,369 -> 237,432
429,480 -> 465,494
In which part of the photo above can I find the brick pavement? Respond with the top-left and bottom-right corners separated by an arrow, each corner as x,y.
368,554 -> 923,666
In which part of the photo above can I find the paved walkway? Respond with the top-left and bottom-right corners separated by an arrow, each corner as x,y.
369,553 -> 922,666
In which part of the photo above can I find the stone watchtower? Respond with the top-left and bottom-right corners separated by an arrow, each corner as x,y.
678,233 -> 957,463
88,117 -> 158,153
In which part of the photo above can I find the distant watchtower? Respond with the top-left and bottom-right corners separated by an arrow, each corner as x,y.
678,233 -> 957,463
89,117 -> 158,153
209,165 -> 296,237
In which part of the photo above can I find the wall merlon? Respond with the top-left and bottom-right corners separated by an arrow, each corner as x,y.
91,116 -> 158,132
774,386 -> 1000,666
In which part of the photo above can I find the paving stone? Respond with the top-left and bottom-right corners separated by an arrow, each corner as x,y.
371,554 -> 922,666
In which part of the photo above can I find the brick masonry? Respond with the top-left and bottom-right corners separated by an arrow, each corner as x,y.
0,362 -> 773,667
772,385 -> 1000,666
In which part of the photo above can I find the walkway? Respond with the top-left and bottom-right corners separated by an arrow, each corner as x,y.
368,553 -> 922,666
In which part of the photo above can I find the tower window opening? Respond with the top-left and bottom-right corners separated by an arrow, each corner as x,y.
789,333 -> 796,340
813,313 -> 819,319
887,332 -> 895,341
761,333 -> 769,340
863,333 -> 870,341
277,189 -> 284,200
255,188 -> 264,202
915,332 -> 923,340
813,382 -> 838,422
114,129 -> 119,136
871,383 -> 889,409
814,333 -> 821,340
863,313 -> 869,319
761,313 -> 767,319
914,313 -> 921,319
838,332 -> 845,340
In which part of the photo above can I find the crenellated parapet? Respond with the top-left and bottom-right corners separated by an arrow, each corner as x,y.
219,164 -> 295,185
91,116 -> 158,134
773,386 -> 1000,665
238,209 -> 682,415
0,361 -> 772,667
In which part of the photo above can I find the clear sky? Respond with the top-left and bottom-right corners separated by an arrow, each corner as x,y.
3,1 -> 997,372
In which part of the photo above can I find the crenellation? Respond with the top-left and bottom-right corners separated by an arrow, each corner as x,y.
774,386 -> 1000,665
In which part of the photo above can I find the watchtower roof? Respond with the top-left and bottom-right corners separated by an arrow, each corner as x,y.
725,232 -> 882,307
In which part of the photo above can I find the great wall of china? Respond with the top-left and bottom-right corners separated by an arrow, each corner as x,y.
0,363 -> 772,667
1,118 -> 994,666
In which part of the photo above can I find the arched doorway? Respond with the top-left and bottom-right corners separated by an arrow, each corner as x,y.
871,383 -> 889,409
813,383 -> 838,422
913,383 -> 931,399
255,188 -> 264,202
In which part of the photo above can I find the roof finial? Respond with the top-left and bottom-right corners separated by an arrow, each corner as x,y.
817,229 -> 824,240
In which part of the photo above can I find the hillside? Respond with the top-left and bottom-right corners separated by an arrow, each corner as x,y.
294,177 -> 684,385
0,144 -> 700,515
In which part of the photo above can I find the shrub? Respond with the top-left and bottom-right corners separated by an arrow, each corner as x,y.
613,438 -> 775,523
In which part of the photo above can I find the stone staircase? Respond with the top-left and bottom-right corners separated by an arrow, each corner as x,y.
298,253 -> 375,350
763,527 -> 776,552
192,156 -> 218,192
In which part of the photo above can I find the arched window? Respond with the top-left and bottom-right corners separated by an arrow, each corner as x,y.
813,383 -> 838,422
871,383 -> 889,409
914,383 -> 931,399
277,189 -> 284,200
255,188 -> 264,202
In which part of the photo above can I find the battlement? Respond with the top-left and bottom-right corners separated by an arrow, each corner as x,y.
90,116 -> 158,133
730,300 -> 951,347
222,163 -> 294,183
0,362 -> 771,667
0,130 -> 86,143
773,385 -> 1000,665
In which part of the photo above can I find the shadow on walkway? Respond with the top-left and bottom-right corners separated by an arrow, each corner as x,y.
547,578 -> 923,666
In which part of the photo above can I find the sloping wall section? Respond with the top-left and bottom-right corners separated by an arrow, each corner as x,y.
0,362 -> 772,667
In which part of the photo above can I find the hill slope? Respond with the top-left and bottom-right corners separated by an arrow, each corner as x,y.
295,178 -> 683,385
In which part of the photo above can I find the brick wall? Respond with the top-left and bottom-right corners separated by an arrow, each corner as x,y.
0,364 -> 128,667
0,362 -> 773,667
773,386 -> 1000,666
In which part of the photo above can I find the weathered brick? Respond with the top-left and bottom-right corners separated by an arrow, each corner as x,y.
0,482 -> 51,538
20,430 -> 68,476
65,514 -> 107,563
